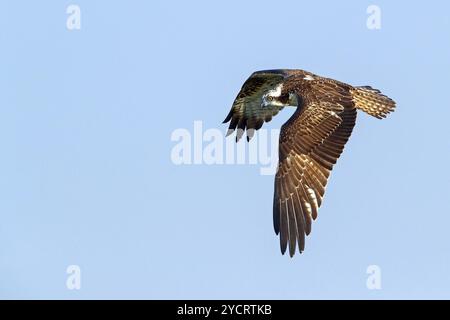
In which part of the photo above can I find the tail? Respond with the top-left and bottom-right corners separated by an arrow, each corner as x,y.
350,86 -> 396,119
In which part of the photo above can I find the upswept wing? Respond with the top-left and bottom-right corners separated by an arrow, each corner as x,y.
222,70 -> 288,141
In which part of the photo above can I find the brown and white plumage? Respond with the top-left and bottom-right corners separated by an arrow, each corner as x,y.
223,69 -> 396,257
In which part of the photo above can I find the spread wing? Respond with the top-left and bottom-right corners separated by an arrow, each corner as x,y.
222,70 -> 289,141
274,99 -> 357,257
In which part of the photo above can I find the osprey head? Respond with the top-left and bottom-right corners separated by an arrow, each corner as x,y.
261,84 -> 297,108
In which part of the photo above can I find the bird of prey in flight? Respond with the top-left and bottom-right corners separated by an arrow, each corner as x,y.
223,69 -> 396,257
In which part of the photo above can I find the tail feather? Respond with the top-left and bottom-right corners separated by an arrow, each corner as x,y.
351,86 -> 396,119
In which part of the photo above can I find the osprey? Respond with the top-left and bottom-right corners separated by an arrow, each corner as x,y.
223,69 -> 396,257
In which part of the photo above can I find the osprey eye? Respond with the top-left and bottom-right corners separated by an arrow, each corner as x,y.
267,96 -> 274,101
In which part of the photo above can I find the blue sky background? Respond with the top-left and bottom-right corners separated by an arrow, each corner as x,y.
1,1 -> 450,299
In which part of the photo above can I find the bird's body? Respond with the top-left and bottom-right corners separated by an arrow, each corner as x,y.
223,69 -> 396,257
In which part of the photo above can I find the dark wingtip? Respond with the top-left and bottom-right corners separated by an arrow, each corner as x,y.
222,109 -> 233,124
280,240 -> 287,256
235,128 -> 244,142
246,128 -> 255,142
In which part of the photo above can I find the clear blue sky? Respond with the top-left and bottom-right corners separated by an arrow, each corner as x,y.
1,1 -> 450,299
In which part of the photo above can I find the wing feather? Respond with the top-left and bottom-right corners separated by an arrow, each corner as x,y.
274,101 -> 357,256
223,71 -> 288,141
